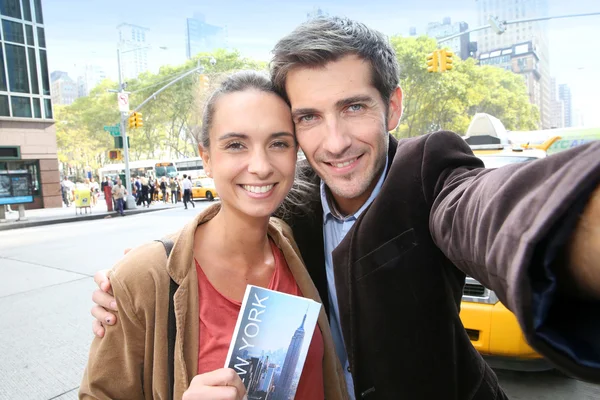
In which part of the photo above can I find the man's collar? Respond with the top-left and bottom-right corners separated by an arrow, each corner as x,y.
321,153 -> 389,222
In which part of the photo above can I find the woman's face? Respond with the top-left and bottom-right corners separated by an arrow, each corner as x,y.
201,89 -> 297,219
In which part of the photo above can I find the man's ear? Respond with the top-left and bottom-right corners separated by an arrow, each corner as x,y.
198,144 -> 212,177
387,86 -> 403,132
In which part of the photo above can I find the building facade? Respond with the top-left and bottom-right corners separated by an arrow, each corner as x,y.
426,17 -> 471,60
50,70 -> 77,105
77,63 -> 106,97
0,0 -> 60,209
549,77 -> 564,129
476,0 -> 551,129
307,6 -> 328,20
479,41 -> 542,127
117,23 -> 150,81
558,83 -> 572,128
185,14 -> 227,59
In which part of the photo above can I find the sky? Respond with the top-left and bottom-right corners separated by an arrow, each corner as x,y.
42,0 -> 600,125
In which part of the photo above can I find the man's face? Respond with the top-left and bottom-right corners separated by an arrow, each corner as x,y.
286,55 -> 402,214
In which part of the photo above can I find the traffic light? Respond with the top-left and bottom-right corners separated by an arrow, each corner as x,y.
426,51 -> 439,73
128,113 -> 136,129
440,50 -> 454,72
200,74 -> 209,89
108,150 -> 122,160
134,112 -> 143,128
114,136 -> 130,148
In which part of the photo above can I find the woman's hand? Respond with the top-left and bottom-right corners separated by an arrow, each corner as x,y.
182,368 -> 247,400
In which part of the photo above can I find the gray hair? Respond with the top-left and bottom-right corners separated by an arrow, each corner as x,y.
270,16 -> 400,105
199,70 -> 318,216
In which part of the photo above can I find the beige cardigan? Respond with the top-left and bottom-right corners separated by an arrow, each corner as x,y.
80,204 -> 348,399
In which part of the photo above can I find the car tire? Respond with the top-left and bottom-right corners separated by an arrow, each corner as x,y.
206,191 -> 214,201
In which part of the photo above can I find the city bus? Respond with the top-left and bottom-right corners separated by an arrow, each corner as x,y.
173,157 -> 205,179
98,160 -> 177,183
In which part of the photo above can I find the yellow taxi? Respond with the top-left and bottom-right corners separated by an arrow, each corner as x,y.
191,177 -> 218,201
459,114 -> 558,371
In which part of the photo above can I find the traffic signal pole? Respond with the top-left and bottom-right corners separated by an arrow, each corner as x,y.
107,55 -> 215,211
116,48 -> 136,209
438,11 -> 600,44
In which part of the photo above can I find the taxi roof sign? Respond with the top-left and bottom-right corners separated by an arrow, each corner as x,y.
464,113 -> 509,149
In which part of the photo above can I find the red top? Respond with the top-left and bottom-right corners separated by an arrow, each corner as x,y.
195,239 -> 325,399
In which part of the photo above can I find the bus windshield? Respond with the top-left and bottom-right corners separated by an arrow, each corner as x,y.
155,164 -> 177,178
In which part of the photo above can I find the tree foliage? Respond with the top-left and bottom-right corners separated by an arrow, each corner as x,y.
57,41 -> 539,178
56,49 -> 266,178
391,35 -> 540,138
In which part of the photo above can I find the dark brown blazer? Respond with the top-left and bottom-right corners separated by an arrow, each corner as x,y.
284,131 -> 600,399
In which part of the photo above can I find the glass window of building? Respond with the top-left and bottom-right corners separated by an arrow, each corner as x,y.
39,48 -> 49,95
25,23 -> 33,45
22,0 -> 31,21
0,95 -> 9,116
0,47 -> 6,91
33,0 -> 42,24
3,19 -> 25,44
0,0 -> 21,19
44,98 -> 51,118
32,97 -> 40,118
5,44 -> 30,93
27,47 -> 38,94
11,95 -> 31,117
36,26 -> 45,48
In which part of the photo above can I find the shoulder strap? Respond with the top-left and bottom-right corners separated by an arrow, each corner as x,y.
155,238 -> 178,399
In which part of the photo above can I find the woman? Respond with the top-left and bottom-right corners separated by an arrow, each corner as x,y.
79,71 -> 348,400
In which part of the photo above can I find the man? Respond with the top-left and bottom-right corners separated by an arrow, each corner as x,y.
60,176 -> 72,207
111,178 -> 126,217
160,177 -> 167,203
91,17 -> 600,399
181,173 -> 195,209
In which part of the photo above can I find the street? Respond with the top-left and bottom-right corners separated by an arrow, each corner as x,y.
0,204 -> 598,399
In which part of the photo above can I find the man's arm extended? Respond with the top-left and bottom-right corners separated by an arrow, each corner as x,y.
425,131 -> 600,382
564,185 -> 600,299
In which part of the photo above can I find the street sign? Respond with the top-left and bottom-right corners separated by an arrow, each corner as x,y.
118,92 -> 129,112
103,125 -> 121,137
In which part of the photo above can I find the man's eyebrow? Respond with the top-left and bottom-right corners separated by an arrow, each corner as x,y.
291,95 -> 376,119
218,132 -> 248,141
335,95 -> 375,109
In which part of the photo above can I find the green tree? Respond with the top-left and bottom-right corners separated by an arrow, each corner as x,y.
56,49 -> 266,176
390,35 -> 540,138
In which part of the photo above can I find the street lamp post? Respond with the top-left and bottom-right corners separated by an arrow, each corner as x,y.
116,47 -> 136,209
111,50 -> 214,210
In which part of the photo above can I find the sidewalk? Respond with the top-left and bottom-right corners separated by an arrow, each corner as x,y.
0,198 -> 181,231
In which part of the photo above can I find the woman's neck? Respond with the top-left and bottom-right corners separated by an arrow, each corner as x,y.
200,205 -> 271,270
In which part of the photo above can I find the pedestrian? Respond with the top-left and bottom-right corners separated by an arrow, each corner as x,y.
60,176 -> 71,207
90,178 -> 99,207
188,175 -> 195,208
79,71 -> 347,400
181,173 -> 195,209
140,176 -> 150,208
176,177 -> 182,203
89,17 -> 600,399
148,178 -> 155,204
160,177 -> 167,203
169,177 -> 177,204
111,178 -> 126,217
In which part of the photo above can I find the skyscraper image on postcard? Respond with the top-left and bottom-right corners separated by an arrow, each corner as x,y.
224,285 -> 322,400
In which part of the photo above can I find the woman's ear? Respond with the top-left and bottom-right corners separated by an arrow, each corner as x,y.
198,144 -> 212,177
